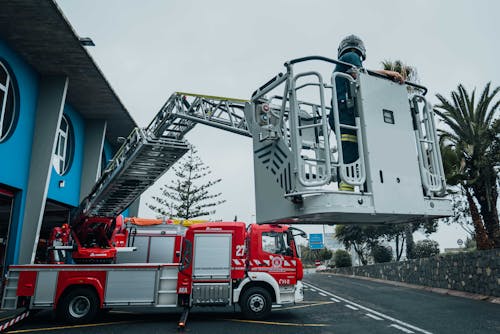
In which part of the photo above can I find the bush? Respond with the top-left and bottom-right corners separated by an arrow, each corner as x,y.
333,249 -> 352,267
299,246 -> 332,265
413,239 -> 440,258
371,244 -> 393,263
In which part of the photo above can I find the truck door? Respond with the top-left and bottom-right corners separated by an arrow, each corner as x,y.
191,233 -> 232,305
257,230 -> 298,286
193,233 -> 231,279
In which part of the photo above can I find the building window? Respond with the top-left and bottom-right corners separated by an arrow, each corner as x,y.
52,115 -> 74,175
0,60 -> 18,143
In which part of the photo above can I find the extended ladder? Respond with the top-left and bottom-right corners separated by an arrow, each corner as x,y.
79,93 -> 249,218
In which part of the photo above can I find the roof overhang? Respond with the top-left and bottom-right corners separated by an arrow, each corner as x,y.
0,0 -> 137,149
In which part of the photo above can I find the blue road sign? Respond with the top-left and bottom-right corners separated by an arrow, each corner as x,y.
309,233 -> 324,249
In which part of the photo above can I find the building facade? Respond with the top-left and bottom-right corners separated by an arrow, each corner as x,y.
0,0 -> 137,270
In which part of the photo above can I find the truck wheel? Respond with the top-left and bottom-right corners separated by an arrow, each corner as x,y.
240,287 -> 272,320
57,287 -> 99,324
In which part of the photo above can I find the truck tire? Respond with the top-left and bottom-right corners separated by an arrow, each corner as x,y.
57,287 -> 99,324
240,287 -> 272,320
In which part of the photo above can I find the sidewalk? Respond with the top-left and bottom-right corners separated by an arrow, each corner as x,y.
324,272 -> 500,304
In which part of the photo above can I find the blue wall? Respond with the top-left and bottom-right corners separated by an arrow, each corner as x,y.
0,38 -> 130,266
0,39 -> 39,266
0,40 -> 38,190
47,104 -> 85,207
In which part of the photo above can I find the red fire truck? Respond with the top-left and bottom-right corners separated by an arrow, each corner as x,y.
1,221 -> 305,326
0,56 -> 451,330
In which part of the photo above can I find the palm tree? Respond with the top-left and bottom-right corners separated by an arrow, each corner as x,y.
440,142 -> 492,249
434,83 -> 499,248
381,60 -> 419,92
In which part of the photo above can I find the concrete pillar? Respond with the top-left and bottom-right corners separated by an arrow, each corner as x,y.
18,76 -> 68,264
79,120 -> 107,202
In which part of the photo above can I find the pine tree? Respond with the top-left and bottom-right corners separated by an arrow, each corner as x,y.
147,147 -> 225,219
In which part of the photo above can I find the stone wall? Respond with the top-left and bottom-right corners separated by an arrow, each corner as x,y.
330,249 -> 500,297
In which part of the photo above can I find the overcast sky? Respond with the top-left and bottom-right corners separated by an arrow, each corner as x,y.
56,0 -> 499,251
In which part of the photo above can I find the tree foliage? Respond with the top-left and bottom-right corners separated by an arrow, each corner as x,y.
413,240 -> 440,259
299,245 -> 332,265
435,83 -> 500,248
335,221 -> 437,264
441,193 -> 475,236
375,221 -> 437,261
439,142 -> 490,249
371,244 -> 393,263
381,60 -> 418,83
334,225 -> 380,265
381,59 -> 419,94
464,236 -> 477,250
147,147 -> 225,219
333,249 -> 352,268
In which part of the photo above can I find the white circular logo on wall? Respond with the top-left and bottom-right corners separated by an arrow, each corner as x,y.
271,256 -> 283,268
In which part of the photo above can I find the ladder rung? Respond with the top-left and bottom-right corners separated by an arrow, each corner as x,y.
298,123 -> 323,130
339,124 -> 358,130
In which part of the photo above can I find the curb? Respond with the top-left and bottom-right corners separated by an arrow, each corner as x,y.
322,272 -> 500,304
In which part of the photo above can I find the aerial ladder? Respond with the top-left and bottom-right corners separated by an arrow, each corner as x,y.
77,92 -> 250,219
65,56 -> 451,263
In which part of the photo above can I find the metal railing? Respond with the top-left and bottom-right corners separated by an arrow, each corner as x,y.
411,95 -> 447,195
251,56 -> 368,192
330,72 -> 367,186
289,71 -> 332,187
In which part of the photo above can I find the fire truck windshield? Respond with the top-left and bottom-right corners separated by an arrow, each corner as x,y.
262,227 -> 305,258
262,231 -> 292,256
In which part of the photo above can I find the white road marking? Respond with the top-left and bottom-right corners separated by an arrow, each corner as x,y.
309,288 -> 316,292
345,305 -> 359,311
330,297 -> 340,302
390,324 -> 415,333
366,313 -> 383,321
272,305 -> 283,308
318,292 -> 327,297
303,282 -> 433,334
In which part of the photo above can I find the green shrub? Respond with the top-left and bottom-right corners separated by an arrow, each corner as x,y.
333,249 -> 352,267
371,244 -> 393,263
413,239 -> 440,258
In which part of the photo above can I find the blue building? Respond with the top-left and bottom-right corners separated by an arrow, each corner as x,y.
0,1 -> 137,269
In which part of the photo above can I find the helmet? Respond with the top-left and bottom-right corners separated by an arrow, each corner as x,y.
338,35 -> 366,60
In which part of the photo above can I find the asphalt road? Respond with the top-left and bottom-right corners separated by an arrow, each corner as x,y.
5,271 -> 500,333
